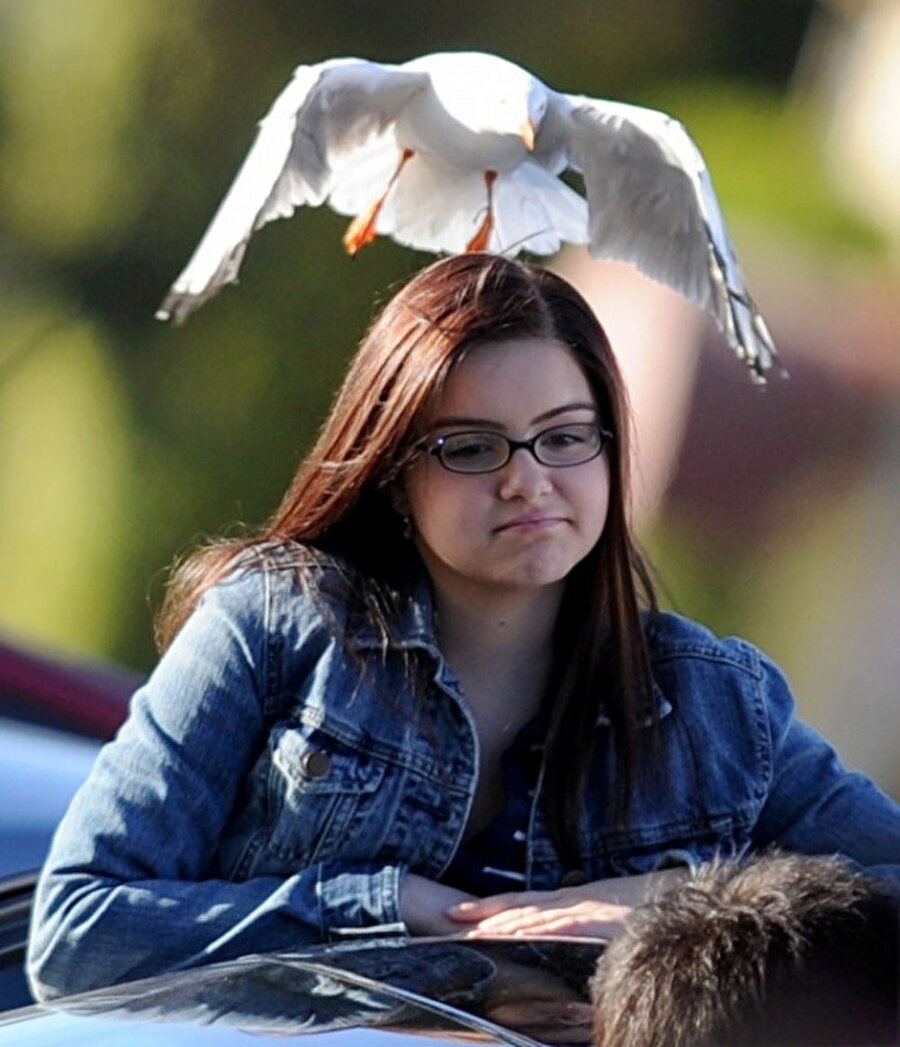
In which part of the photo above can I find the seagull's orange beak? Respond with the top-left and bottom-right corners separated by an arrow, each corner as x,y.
520,118 -> 537,152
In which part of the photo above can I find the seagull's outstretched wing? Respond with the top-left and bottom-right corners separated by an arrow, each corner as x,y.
156,59 -> 429,323
557,93 -> 778,380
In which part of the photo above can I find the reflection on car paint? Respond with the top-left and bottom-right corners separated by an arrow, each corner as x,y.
1,937 -> 606,1045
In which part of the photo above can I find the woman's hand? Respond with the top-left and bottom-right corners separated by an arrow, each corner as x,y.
400,872 -> 476,936
445,868 -> 687,939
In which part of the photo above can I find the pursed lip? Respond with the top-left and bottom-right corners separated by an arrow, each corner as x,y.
494,514 -> 568,534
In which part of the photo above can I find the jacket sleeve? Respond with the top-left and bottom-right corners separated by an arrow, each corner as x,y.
27,566 -> 405,1001
750,652 -> 900,887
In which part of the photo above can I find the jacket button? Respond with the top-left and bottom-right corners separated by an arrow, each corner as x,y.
561,869 -> 589,887
301,750 -> 332,778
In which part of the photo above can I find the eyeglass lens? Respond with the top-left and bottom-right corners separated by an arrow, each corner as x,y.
436,423 -> 604,474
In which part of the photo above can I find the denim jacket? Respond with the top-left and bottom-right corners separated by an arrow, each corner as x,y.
28,544 -> 900,999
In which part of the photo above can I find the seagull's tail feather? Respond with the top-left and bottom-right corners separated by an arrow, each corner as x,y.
492,164 -> 588,256
358,156 -> 491,254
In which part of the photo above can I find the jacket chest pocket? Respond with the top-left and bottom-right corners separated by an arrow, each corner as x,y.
265,724 -> 393,864
586,815 -> 751,877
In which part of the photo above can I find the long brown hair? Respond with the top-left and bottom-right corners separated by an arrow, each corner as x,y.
157,253 -> 658,864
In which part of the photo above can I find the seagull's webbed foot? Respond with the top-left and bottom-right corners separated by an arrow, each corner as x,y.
343,148 -> 414,256
466,170 -> 498,252
343,201 -> 382,256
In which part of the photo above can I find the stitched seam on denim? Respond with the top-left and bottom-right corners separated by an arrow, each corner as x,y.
585,811 -> 756,851
292,706 -> 458,782
651,647 -> 764,680
230,830 -> 266,880
749,666 -> 773,802
268,791 -> 350,864
271,738 -> 387,795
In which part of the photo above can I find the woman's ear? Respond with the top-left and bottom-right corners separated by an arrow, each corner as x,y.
387,482 -> 410,518
387,483 -> 414,541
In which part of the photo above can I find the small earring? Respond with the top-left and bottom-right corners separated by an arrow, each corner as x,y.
401,514 -> 413,541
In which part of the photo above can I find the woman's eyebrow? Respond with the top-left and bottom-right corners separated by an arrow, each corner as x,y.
533,401 -> 597,425
430,401 -> 597,430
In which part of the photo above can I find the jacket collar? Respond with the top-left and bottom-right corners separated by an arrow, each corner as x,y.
346,562 -> 440,655
346,561 -> 672,729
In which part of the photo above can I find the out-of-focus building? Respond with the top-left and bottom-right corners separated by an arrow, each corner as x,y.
794,0 -> 900,795
558,0 -> 900,797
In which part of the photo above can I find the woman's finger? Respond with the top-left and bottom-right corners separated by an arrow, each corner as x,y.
465,900 -> 631,937
445,892 -> 542,922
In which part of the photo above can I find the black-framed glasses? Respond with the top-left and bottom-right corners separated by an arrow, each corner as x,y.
417,422 -> 613,475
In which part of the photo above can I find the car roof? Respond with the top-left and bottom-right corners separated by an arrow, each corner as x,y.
0,936 -> 605,1045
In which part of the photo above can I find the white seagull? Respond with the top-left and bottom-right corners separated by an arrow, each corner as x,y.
156,51 -> 778,381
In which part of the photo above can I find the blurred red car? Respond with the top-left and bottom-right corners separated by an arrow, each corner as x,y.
0,633 -> 139,884
0,633 -> 138,740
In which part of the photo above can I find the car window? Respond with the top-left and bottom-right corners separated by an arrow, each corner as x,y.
0,719 -> 100,877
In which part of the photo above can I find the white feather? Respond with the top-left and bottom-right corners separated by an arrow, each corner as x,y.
492,164 -> 588,255
157,50 -> 778,380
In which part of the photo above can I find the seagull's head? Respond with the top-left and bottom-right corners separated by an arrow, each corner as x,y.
478,58 -> 548,150
422,52 -> 549,150
520,81 -> 549,150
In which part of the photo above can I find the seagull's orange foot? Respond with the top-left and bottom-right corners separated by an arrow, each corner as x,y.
342,148 -> 415,257
466,170 -> 498,252
343,201 -> 382,256
465,215 -> 493,253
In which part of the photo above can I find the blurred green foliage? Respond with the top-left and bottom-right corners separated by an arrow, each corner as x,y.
0,0 -> 885,672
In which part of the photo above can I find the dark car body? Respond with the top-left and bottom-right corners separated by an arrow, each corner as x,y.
0,872 -> 35,1014
0,896 -> 604,1045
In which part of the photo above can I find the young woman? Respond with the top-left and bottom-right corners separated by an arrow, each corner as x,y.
28,253 -> 900,1000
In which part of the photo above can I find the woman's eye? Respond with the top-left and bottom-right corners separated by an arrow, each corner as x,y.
543,429 -> 583,447
442,437 -> 497,461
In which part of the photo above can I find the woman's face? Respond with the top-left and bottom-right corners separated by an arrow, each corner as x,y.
401,337 -> 611,605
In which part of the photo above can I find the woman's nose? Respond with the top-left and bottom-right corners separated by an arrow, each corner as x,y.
496,446 -> 553,500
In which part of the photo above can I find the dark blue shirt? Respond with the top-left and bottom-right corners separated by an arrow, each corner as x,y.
442,712 -> 547,896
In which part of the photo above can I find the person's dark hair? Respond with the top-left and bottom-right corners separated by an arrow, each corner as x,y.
156,252 -> 658,864
590,853 -> 900,1047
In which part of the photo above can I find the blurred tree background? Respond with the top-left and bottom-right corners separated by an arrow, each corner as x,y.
1,0 -> 897,793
